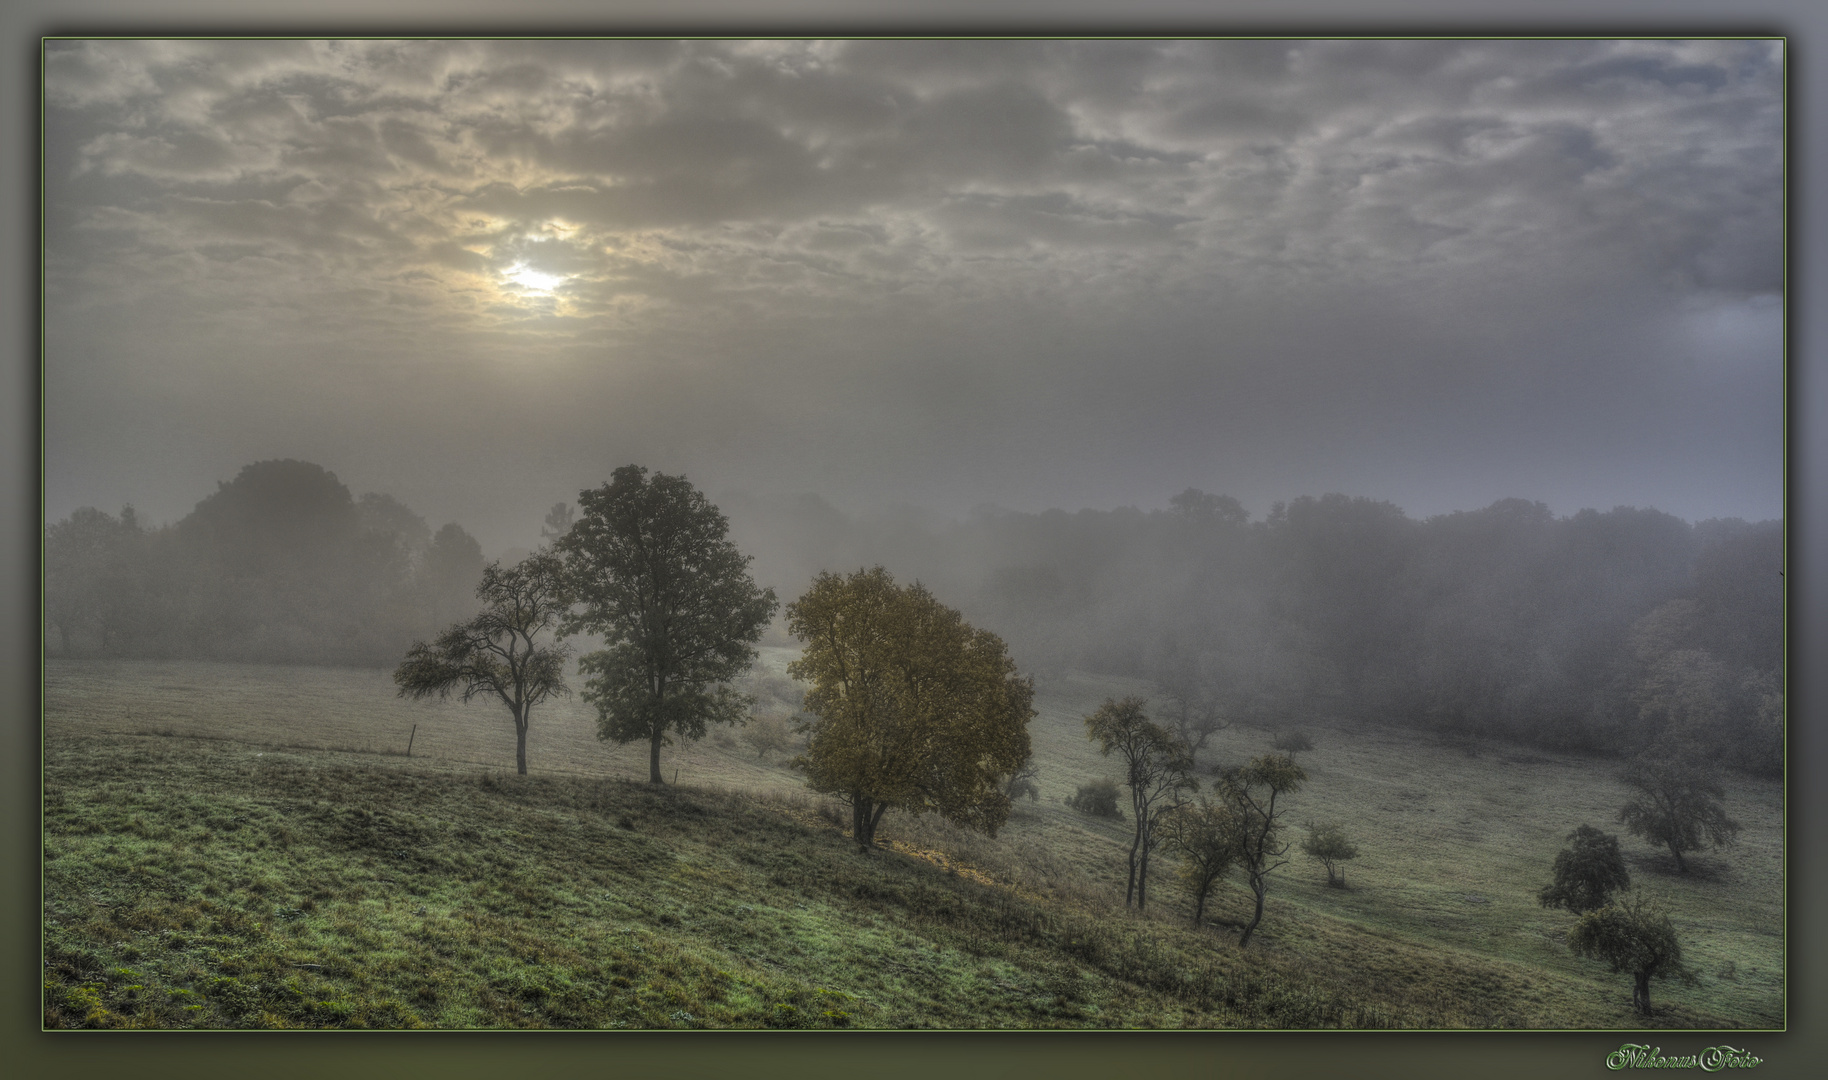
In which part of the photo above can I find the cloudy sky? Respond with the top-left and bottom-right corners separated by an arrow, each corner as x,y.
43,38 -> 1783,552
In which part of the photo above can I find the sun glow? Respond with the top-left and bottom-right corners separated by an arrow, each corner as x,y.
504,262 -> 567,293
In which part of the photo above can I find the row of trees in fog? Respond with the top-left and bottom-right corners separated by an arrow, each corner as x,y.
45,460 -> 486,666
47,461 -> 1781,773
727,489 -> 1782,774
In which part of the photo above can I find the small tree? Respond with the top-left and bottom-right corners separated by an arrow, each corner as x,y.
1617,748 -> 1741,873
1568,890 -> 1698,1015
1538,824 -> 1631,913
1154,660 -> 1230,755
1300,821 -> 1358,887
1003,755 -> 1041,803
1219,753 -> 1307,946
558,466 -> 778,784
1160,795 -> 1240,927
393,552 -> 571,775
741,713 -> 796,761
789,567 -> 1034,851
539,502 -> 575,544
1086,697 -> 1198,909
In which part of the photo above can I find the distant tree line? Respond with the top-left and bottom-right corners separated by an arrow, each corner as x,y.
46,459 -> 487,666
724,490 -> 1781,775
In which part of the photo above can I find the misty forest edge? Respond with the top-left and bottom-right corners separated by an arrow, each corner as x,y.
42,457 -> 1782,1030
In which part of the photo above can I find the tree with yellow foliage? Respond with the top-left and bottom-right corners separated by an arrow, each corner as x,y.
788,567 -> 1034,851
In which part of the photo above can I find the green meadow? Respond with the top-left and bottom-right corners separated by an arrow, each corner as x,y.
41,656 -> 1782,1029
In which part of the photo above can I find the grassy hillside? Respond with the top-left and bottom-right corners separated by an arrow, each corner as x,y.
41,658 -> 1783,1029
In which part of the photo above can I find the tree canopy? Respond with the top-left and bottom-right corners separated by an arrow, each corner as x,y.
1617,747 -> 1741,873
1568,890 -> 1697,1015
1300,821 -> 1359,888
1085,696 -> 1196,909
558,465 -> 778,784
788,567 -> 1034,851
393,552 -> 571,775
1538,824 -> 1631,914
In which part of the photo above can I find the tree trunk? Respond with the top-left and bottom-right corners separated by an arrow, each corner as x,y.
1125,825 -> 1143,907
1137,834 -> 1151,909
851,795 -> 885,850
516,713 -> 529,775
1239,877 -> 1267,947
1634,970 -> 1652,1014
1669,842 -> 1688,873
649,729 -> 664,784
1193,887 -> 1207,928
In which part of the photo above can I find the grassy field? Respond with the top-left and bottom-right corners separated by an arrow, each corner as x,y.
41,656 -> 1783,1029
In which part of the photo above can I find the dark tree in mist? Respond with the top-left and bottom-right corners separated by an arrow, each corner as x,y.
1568,890 -> 1697,1015
1085,697 -> 1197,909
1538,824 -> 1630,913
1160,794 -> 1239,926
44,505 -> 146,655
540,502 -> 575,544
1299,820 -> 1358,888
394,552 -> 571,776
1617,748 -> 1740,873
558,466 -> 777,784
1219,753 -> 1307,946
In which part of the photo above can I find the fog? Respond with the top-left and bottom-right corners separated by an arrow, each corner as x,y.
43,38 -> 1784,771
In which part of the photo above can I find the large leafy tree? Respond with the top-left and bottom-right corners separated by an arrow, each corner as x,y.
558,466 -> 778,784
1568,890 -> 1697,1015
1085,697 -> 1197,910
393,552 -> 571,776
788,567 -> 1034,851
1538,824 -> 1631,913
1218,753 -> 1307,947
1617,747 -> 1741,873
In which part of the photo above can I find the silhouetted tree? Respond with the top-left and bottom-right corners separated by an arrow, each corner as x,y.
1300,821 -> 1358,887
559,466 -> 777,784
1538,824 -> 1631,913
1160,794 -> 1240,926
1617,748 -> 1741,873
1002,754 -> 1041,803
1568,890 -> 1697,1015
789,567 -> 1033,850
1219,753 -> 1307,946
393,553 -> 570,775
1086,697 -> 1197,909
540,502 -> 575,544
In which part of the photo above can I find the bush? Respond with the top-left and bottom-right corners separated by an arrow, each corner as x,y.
1065,779 -> 1123,820
1272,730 -> 1314,754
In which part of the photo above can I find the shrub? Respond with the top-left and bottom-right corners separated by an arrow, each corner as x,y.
1065,778 -> 1123,820
1272,730 -> 1314,754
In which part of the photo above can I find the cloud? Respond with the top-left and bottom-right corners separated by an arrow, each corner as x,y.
44,39 -> 1784,542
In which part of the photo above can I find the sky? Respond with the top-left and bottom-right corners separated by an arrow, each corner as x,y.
42,38 -> 1785,554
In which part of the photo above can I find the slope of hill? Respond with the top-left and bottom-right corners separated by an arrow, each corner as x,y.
41,702 -> 1772,1029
